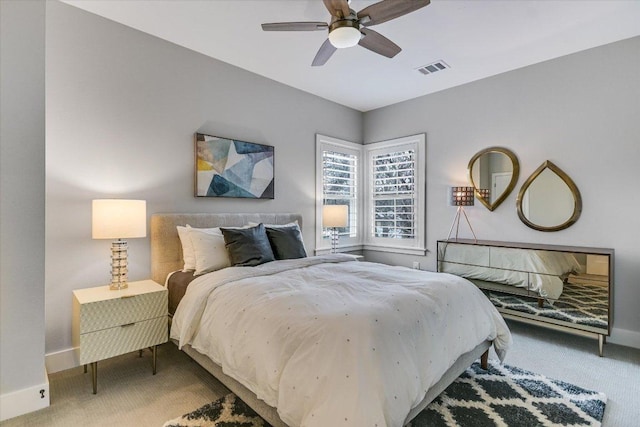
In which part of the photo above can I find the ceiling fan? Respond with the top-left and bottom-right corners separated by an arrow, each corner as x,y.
261,0 -> 430,66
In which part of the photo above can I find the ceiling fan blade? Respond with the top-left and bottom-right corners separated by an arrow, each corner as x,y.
358,28 -> 401,58
322,0 -> 351,19
312,38 -> 337,66
357,0 -> 430,27
262,22 -> 328,31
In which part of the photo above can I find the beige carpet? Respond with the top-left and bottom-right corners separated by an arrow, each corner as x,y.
0,345 -> 227,427
2,320 -> 639,426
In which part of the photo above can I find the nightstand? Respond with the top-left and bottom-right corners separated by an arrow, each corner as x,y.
72,279 -> 168,394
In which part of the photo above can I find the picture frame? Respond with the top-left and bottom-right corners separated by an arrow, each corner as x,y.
195,133 -> 274,199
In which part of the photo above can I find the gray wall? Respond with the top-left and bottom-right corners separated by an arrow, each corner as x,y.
0,0 -> 47,398
363,36 -> 640,342
45,1 -> 362,355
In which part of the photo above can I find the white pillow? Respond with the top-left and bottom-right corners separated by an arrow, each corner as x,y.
177,226 -> 196,271
177,225 -> 220,271
188,227 -> 231,275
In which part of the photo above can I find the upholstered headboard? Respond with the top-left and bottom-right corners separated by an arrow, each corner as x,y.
150,213 -> 303,285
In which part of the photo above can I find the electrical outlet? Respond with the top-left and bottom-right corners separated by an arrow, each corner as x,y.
412,261 -> 420,270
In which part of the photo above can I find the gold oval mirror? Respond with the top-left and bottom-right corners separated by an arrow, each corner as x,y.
467,147 -> 519,211
516,160 -> 582,232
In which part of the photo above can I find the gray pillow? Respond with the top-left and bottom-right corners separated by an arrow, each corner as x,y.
266,224 -> 307,260
220,224 -> 275,267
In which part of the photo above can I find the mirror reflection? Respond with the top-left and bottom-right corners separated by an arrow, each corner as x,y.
437,240 -> 611,338
517,161 -> 582,232
468,147 -> 519,211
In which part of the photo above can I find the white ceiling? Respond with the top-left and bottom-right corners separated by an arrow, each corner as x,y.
62,0 -> 640,112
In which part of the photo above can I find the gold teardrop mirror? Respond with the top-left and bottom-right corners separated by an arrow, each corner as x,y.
516,160 -> 582,232
467,147 -> 519,211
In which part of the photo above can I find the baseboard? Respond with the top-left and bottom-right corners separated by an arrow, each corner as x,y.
609,327 -> 640,349
45,347 -> 79,374
0,369 -> 49,422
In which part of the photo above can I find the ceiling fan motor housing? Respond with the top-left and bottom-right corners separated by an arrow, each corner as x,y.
328,16 -> 361,48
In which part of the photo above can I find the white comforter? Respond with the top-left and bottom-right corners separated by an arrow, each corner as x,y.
171,255 -> 512,427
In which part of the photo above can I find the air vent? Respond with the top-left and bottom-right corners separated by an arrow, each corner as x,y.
416,60 -> 450,75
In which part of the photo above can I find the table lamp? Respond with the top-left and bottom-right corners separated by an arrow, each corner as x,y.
92,199 -> 146,290
322,205 -> 348,254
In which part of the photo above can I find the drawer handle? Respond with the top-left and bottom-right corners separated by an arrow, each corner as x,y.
121,295 -> 136,299
121,322 -> 136,327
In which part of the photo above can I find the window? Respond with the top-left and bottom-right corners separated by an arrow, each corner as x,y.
315,135 -> 363,252
316,133 -> 425,255
364,135 -> 426,254
371,150 -> 416,239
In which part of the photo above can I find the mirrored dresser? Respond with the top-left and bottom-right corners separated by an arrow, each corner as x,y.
437,239 -> 613,356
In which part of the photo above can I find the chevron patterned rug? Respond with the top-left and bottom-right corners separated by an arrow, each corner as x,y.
164,360 -> 606,427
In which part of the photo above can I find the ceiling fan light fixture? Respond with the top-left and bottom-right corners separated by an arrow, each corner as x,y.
261,0 -> 431,65
328,25 -> 361,48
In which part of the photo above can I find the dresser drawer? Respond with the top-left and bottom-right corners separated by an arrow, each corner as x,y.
78,316 -> 167,364
77,290 -> 167,333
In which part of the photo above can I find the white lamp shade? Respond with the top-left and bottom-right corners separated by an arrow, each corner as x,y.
92,199 -> 147,239
328,26 -> 361,48
322,205 -> 348,228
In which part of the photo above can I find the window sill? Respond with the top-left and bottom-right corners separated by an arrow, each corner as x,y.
362,245 -> 427,256
315,244 -> 363,256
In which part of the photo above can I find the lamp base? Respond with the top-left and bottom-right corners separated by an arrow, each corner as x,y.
330,227 -> 339,254
109,282 -> 128,291
446,206 -> 478,242
109,240 -> 129,291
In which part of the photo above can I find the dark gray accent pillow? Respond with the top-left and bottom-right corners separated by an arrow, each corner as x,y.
220,224 -> 275,267
265,225 -> 307,260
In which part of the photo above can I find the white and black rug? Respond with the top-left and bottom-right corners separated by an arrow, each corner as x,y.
164,361 -> 606,427
409,361 -> 606,427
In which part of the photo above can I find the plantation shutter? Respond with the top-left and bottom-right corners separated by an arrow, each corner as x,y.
364,134 -> 425,255
371,149 -> 416,239
323,150 -> 358,238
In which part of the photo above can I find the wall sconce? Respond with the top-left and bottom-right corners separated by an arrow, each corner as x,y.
322,205 -> 348,254
447,187 -> 477,242
92,199 -> 146,290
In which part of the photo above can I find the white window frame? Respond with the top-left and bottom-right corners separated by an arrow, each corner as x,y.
315,133 -> 426,255
364,134 -> 426,255
315,134 -> 363,254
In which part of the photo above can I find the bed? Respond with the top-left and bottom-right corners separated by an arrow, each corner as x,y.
151,213 -> 512,427
438,240 -> 582,300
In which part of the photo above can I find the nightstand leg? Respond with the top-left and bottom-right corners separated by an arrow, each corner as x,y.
83,364 -> 87,374
91,362 -> 98,394
152,345 -> 157,375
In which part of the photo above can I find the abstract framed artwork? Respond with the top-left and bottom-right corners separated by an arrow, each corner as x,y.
195,133 -> 274,199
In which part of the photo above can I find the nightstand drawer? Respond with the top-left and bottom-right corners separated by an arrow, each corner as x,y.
78,316 -> 167,364
78,291 -> 166,333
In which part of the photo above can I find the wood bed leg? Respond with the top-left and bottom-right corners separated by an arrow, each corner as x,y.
480,350 -> 489,370
537,298 -> 544,308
